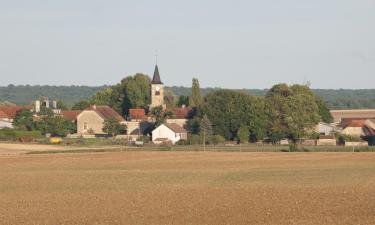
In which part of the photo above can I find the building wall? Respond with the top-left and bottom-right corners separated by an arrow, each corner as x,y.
342,127 -> 364,137
0,120 -> 13,129
77,111 -> 104,135
166,119 -> 188,128
315,123 -> 335,135
317,139 -> 336,146
150,84 -> 164,108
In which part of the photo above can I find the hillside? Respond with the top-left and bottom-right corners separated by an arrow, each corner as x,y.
1,85 -> 375,109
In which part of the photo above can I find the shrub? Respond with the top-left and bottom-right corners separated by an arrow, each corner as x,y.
137,135 -> 151,143
0,129 -> 43,141
210,135 -> 225,145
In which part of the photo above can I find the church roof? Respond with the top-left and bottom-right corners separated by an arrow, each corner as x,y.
151,65 -> 163,84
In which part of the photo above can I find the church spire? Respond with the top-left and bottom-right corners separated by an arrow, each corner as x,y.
151,65 -> 163,84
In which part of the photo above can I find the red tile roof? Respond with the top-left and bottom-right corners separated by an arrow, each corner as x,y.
341,118 -> 367,128
0,106 -> 26,119
169,107 -> 195,119
0,110 -> 9,119
61,110 -> 82,121
90,105 -> 125,122
129,108 -> 146,120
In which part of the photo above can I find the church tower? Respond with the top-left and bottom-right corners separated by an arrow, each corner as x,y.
150,65 -> 165,109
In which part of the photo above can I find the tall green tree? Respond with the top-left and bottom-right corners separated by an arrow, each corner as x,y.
265,84 -> 320,142
72,100 -> 91,110
102,118 -> 127,136
237,125 -> 249,144
177,95 -> 189,107
150,106 -> 174,127
189,78 -> 202,107
200,114 -> 213,136
13,109 -> 35,131
201,90 -> 267,141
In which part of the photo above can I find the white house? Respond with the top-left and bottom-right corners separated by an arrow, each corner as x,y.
152,123 -> 188,145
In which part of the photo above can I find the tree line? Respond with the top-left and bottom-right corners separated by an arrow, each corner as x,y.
2,84 -> 375,110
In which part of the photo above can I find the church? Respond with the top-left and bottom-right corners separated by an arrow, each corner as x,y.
126,64 -> 192,143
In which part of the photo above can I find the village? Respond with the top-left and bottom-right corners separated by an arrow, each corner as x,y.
1,64 -> 375,147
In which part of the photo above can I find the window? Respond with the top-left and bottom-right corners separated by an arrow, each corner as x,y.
84,122 -> 88,130
155,91 -> 160,96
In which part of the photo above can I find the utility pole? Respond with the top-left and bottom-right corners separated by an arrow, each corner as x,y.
203,131 -> 206,152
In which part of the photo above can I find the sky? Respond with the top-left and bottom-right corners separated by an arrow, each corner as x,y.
0,0 -> 374,89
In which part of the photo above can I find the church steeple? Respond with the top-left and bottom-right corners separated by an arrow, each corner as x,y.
151,65 -> 163,84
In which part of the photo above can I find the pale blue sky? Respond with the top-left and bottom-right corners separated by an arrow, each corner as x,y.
0,0 -> 374,88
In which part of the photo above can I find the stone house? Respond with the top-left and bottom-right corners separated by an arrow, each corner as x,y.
77,105 -> 125,135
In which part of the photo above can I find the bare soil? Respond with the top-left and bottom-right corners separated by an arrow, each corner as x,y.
0,149 -> 374,225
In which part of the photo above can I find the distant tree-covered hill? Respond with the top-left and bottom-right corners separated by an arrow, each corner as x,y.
0,85 -> 108,107
1,85 -> 375,109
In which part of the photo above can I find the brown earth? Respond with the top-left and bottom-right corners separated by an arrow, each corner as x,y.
0,150 -> 374,225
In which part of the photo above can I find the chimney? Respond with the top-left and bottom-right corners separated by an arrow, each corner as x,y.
53,101 -> 57,109
35,100 -> 41,113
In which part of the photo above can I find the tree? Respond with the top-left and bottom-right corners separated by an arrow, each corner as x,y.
316,97 -> 333,123
265,84 -> 320,143
164,89 -> 176,108
200,114 -> 213,137
13,109 -> 35,131
72,100 -> 90,110
200,89 -> 267,141
102,118 -> 127,136
189,78 -> 202,107
150,106 -> 174,127
237,125 -> 249,143
36,116 -> 76,137
177,95 -> 189,107
88,73 -> 151,117
56,100 -> 67,110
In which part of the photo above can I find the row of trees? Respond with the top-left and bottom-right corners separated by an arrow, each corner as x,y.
186,83 -> 332,144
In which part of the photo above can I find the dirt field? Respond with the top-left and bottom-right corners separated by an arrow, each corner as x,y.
0,148 -> 375,225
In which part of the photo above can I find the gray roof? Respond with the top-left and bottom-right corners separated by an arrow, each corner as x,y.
151,65 -> 163,84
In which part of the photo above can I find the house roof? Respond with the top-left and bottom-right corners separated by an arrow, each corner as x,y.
169,107 -> 195,119
341,118 -> 367,128
330,109 -> 375,122
90,105 -> 125,122
164,123 -> 187,133
0,110 -> 8,119
151,65 -> 163,84
0,106 -> 26,119
61,110 -> 82,121
129,108 -> 147,120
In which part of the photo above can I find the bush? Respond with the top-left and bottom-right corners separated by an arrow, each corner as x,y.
289,143 -> 299,152
210,135 -> 225,145
187,134 -> 202,145
176,139 -> 188,145
137,135 -> 151,143
0,129 -> 43,141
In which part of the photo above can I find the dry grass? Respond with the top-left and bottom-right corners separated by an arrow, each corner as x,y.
0,151 -> 375,225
